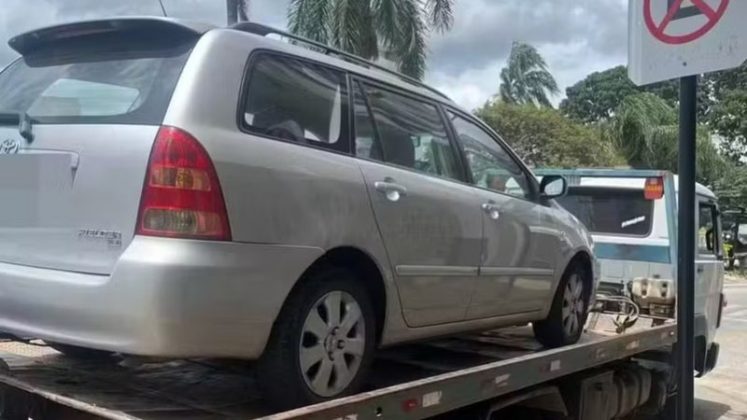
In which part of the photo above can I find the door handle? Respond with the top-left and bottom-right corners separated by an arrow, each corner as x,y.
481,203 -> 500,220
375,180 -> 407,202
697,266 -> 704,274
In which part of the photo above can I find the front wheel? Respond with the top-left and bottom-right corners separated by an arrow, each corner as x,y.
257,268 -> 376,410
533,265 -> 589,348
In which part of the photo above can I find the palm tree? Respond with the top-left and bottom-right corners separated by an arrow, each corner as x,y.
608,93 -> 726,184
498,42 -> 559,107
287,0 -> 454,80
227,0 -> 249,25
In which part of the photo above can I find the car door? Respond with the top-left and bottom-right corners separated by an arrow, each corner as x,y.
447,112 -> 563,319
696,198 -> 725,343
352,81 -> 482,327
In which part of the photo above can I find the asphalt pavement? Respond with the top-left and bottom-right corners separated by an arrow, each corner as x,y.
694,280 -> 747,419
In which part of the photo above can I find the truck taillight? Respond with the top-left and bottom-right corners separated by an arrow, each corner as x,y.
644,177 -> 664,200
137,126 -> 231,241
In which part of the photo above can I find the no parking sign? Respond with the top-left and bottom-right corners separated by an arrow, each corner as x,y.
629,0 -> 747,85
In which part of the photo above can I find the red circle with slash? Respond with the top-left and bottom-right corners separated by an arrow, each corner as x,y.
644,0 -> 729,45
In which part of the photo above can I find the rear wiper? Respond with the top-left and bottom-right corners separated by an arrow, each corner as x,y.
0,111 -> 34,143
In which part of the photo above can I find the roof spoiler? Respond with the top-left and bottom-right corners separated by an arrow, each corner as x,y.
8,17 -> 214,56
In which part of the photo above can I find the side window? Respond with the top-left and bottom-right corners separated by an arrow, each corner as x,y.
359,83 -> 462,181
698,202 -> 720,256
243,54 -> 349,152
449,112 -> 531,199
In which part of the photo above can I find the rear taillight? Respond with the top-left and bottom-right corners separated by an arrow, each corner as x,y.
644,177 -> 664,200
137,126 -> 231,241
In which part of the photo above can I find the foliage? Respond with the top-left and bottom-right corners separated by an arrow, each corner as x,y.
498,42 -> 559,107
713,164 -> 747,210
475,101 -> 624,168
559,66 -> 711,123
559,66 -> 639,123
287,0 -> 454,79
704,64 -> 747,162
709,89 -> 747,161
607,93 -> 726,186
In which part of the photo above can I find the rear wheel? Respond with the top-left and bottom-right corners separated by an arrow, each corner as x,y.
257,268 -> 376,410
45,342 -> 113,360
533,264 -> 589,348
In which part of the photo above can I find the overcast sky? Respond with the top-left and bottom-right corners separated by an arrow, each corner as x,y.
0,0 -> 629,110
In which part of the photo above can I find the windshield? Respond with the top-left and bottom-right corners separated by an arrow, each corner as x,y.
0,43 -> 192,125
556,186 -> 654,236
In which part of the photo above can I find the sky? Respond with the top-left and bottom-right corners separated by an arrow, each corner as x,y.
0,0 -> 630,110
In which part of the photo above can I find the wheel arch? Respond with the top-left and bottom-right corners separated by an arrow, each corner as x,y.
287,246 -> 388,344
563,250 -> 595,301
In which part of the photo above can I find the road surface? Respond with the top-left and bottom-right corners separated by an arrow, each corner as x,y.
694,280 -> 747,419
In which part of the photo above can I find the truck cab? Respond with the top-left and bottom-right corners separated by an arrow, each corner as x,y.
537,170 -> 723,377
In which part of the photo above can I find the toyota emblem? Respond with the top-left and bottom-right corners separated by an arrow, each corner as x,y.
0,138 -> 19,155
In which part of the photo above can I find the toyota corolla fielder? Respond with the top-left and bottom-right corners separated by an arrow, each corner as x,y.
0,18 -> 596,409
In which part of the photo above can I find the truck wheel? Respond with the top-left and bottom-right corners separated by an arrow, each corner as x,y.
257,268 -> 376,410
533,264 -> 589,348
46,342 -> 113,360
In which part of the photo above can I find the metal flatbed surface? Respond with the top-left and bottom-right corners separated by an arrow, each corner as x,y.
0,319 -> 675,420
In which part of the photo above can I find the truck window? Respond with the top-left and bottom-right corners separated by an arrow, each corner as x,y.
698,203 -> 720,256
556,187 -> 654,236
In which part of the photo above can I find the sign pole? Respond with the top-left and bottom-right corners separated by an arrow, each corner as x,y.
676,74 -> 697,420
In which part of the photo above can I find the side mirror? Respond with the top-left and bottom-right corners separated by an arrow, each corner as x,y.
540,175 -> 568,199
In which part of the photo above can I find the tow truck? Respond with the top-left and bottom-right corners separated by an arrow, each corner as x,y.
0,173 -> 714,420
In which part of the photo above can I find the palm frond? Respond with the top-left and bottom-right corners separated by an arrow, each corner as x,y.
288,0 -> 331,43
386,0 -> 427,79
498,41 -> 559,107
373,0 -> 398,46
331,0 -> 364,54
611,93 -> 677,165
424,0 -> 454,33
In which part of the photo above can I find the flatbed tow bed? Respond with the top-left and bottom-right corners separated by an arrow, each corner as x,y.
0,315 -> 676,420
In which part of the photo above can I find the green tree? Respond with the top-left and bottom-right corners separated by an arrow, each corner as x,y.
287,0 -> 453,79
608,93 -> 726,185
704,64 -> 747,162
475,101 -> 624,168
560,66 -> 711,123
559,66 -> 638,123
713,164 -> 747,210
708,89 -> 747,161
498,42 -> 559,107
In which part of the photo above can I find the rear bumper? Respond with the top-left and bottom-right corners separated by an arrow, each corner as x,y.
0,236 -> 323,359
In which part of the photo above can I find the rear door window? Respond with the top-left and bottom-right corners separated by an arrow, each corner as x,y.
355,83 -> 463,182
0,43 -> 193,125
242,54 -> 349,152
556,187 -> 654,236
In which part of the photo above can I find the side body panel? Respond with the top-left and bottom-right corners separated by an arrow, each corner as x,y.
467,190 -> 559,319
357,162 -> 482,327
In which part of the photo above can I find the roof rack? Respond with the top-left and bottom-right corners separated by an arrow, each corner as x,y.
231,22 -> 451,101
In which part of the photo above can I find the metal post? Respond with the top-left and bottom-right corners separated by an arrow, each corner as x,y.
676,75 -> 697,420
226,0 -> 238,25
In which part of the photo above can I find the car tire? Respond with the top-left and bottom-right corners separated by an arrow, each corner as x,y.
533,264 -> 589,348
257,267 -> 376,410
46,342 -> 113,360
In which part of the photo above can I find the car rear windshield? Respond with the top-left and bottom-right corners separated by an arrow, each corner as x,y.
0,40 -> 194,125
556,187 -> 654,236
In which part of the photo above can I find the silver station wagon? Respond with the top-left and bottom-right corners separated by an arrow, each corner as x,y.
0,18 -> 596,409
